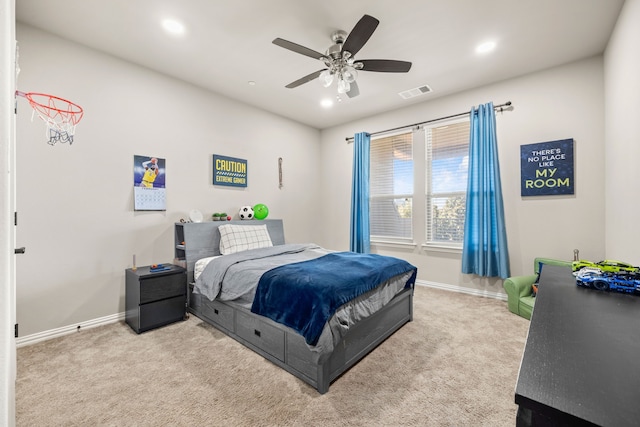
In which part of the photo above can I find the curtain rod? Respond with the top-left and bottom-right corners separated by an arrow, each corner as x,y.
345,101 -> 512,142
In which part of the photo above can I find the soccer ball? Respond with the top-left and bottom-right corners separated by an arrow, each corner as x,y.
238,206 -> 254,220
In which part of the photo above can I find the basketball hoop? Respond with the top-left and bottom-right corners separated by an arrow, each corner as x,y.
16,91 -> 84,145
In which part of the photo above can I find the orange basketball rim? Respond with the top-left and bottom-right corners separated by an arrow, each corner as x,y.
16,90 -> 84,145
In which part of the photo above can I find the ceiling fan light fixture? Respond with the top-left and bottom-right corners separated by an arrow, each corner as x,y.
319,70 -> 334,87
337,79 -> 351,94
342,66 -> 358,83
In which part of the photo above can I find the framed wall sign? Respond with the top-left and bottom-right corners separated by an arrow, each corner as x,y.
520,139 -> 574,196
133,154 -> 166,210
213,154 -> 247,188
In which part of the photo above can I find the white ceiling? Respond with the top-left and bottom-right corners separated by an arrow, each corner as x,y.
15,0 -> 625,130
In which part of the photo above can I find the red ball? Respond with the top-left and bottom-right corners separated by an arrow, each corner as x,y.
227,216 -> 232,221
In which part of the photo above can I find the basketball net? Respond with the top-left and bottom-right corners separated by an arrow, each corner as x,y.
16,91 -> 84,145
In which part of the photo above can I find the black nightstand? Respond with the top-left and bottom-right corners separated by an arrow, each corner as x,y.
125,264 -> 187,333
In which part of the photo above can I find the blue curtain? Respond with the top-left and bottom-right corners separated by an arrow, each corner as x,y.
350,132 -> 370,253
461,103 -> 510,278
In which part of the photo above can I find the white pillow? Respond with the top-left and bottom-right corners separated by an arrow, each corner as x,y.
219,224 -> 273,255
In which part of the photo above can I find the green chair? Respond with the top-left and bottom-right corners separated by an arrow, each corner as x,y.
503,257 -> 572,320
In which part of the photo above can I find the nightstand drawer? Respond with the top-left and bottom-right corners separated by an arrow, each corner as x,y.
140,272 -> 186,304
139,295 -> 185,332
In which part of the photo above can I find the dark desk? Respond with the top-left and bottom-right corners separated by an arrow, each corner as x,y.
515,264 -> 640,427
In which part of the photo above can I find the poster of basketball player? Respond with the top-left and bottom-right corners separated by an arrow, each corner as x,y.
133,154 -> 166,211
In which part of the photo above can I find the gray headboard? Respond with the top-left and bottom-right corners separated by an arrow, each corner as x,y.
175,219 -> 285,282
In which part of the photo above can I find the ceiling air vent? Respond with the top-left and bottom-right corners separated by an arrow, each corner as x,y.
399,85 -> 432,100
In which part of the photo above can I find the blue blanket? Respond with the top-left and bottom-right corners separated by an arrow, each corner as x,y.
251,252 -> 417,346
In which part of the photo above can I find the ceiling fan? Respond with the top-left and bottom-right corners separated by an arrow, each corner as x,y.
272,14 -> 412,98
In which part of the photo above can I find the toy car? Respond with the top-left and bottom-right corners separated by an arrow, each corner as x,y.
571,259 -> 639,274
575,269 -> 640,294
572,267 -> 602,276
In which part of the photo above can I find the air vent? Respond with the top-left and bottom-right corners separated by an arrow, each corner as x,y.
399,85 -> 432,99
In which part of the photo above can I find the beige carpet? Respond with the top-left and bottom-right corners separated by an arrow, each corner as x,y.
16,286 -> 529,426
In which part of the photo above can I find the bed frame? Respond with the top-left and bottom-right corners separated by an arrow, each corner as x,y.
175,219 -> 414,394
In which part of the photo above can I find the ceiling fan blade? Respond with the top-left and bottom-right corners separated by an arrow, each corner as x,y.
273,38 -> 325,60
358,59 -> 412,73
342,14 -> 379,56
346,81 -> 359,98
285,69 -> 326,88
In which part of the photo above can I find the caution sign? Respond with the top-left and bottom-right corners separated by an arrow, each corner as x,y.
213,154 -> 247,188
520,139 -> 574,196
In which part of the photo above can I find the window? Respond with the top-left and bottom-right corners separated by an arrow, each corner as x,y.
425,119 -> 470,247
368,118 -> 469,248
369,132 -> 413,241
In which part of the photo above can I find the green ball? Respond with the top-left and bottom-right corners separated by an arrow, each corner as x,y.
253,203 -> 269,220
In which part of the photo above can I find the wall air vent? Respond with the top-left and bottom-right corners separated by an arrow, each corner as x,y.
399,85 -> 432,100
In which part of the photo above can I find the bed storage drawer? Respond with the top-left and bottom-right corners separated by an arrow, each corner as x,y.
201,300 -> 234,332
236,311 -> 285,361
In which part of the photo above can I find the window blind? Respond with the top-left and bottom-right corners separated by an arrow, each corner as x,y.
370,132 -> 413,240
425,120 -> 470,245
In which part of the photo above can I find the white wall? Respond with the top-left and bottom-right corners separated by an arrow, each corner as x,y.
318,56 -> 606,293
15,25 -> 321,337
604,0 -> 640,260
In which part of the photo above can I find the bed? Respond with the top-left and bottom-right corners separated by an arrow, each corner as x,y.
176,219 -> 416,393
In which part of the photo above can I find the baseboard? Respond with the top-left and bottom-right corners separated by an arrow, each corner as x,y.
16,281 -> 504,348
415,279 -> 508,301
16,312 -> 125,348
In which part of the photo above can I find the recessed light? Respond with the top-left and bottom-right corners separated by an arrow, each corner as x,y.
248,81 -> 256,86
162,19 -> 185,35
320,99 -> 333,108
476,41 -> 496,54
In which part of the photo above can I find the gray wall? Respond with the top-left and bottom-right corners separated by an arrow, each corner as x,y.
15,25 -> 321,337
